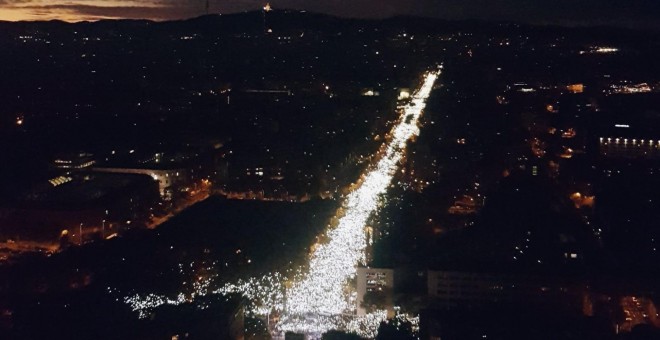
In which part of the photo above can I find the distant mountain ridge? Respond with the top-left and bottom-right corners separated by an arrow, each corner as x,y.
1,9 -> 658,38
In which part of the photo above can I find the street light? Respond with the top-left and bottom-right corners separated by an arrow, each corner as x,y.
79,223 -> 83,245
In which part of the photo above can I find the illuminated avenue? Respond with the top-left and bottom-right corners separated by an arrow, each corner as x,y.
280,69 -> 439,333
123,69 -> 440,337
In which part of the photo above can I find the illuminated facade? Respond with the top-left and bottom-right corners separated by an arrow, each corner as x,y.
356,267 -> 394,316
53,152 -> 96,171
566,84 -> 584,93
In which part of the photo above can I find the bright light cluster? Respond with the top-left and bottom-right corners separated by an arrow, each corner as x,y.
276,310 -> 416,338
395,312 -> 420,334
280,70 -> 439,331
276,309 -> 388,338
118,70 -> 439,337
212,272 -> 285,315
124,292 -> 187,319
345,310 -> 389,338
122,272 -> 285,318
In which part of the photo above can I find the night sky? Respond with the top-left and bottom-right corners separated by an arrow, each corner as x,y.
0,0 -> 659,29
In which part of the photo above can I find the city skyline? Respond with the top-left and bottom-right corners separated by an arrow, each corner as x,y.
1,0 -> 660,29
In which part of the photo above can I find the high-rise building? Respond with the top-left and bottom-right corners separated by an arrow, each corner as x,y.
356,267 -> 394,316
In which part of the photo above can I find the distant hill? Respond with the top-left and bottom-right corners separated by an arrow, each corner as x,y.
1,10 -> 658,40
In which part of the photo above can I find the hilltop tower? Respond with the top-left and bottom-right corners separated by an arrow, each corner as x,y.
263,3 -> 273,34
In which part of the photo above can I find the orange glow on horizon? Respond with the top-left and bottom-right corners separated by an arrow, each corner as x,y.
0,1 -> 189,22
1,8 -> 123,23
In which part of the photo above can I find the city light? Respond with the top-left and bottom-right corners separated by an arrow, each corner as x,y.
282,70 -> 438,325
119,70 -> 439,337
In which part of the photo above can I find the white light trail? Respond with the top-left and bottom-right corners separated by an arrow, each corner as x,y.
119,69 -> 440,337
281,69 -> 439,332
